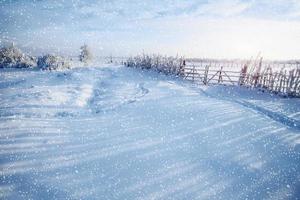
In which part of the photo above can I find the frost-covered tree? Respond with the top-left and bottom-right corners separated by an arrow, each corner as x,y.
0,43 -> 36,68
79,44 -> 92,64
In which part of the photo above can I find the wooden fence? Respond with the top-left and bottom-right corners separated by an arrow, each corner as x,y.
183,62 -> 300,98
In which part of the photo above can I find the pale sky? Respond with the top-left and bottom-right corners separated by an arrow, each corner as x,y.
1,0 -> 300,59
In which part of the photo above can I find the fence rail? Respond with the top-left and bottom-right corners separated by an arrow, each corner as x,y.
183,63 -> 300,97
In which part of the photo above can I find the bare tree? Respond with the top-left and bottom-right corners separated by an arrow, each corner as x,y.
79,44 -> 92,64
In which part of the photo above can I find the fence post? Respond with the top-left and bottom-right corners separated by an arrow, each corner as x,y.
204,65 -> 209,85
192,65 -> 195,82
179,59 -> 185,76
287,69 -> 294,96
294,69 -> 300,95
283,70 -> 287,94
279,71 -> 284,93
239,64 -> 248,86
268,67 -> 273,90
218,66 -> 223,83
270,70 -> 275,92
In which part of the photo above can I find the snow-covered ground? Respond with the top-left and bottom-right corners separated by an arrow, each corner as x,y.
0,65 -> 300,199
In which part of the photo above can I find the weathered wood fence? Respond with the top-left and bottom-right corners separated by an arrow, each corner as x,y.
183,62 -> 300,97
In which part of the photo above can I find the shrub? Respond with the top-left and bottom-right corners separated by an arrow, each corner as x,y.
0,45 -> 36,68
37,54 -> 70,70
125,54 -> 185,76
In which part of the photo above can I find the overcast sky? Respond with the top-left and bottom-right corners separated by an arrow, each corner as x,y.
1,0 -> 300,59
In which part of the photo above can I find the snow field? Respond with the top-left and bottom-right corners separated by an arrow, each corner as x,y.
0,65 -> 300,199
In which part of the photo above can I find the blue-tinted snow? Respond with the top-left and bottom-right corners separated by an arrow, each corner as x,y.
0,65 -> 300,199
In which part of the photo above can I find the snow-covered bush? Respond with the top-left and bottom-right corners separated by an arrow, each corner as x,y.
0,44 -> 36,68
125,54 -> 185,76
79,44 -> 92,64
37,54 -> 70,70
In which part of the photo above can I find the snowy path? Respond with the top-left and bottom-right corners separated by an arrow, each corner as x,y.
0,65 -> 300,199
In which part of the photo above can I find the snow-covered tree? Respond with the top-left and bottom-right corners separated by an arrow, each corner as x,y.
0,43 -> 36,68
79,44 -> 92,64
